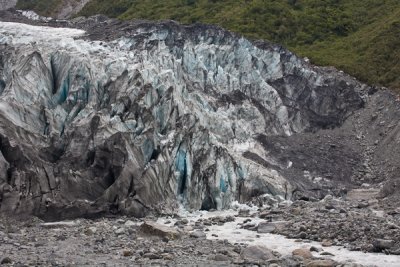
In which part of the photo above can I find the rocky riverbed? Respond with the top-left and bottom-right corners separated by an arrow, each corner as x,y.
1,196 -> 400,266
273,196 -> 400,254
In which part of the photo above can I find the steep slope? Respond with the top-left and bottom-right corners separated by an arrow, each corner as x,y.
296,6 -> 400,91
15,0 -> 89,19
75,0 -> 400,91
13,0 -> 400,90
0,12 -> 400,222
0,0 -> 17,10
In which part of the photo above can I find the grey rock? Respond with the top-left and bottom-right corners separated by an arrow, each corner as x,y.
124,220 -> 136,227
357,201 -> 369,209
257,222 -> 276,233
242,222 -> 257,231
280,255 -> 303,267
292,248 -> 313,259
243,218 -> 252,224
372,239 -> 394,251
240,245 -> 277,262
116,219 -> 125,224
306,259 -> 337,267
84,226 -> 97,235
321,240 -> 333,247
238,209 -> 251,217
190,231 -> 206,239
389,248 -> 400,255
298,232 -> 307,239
114,228 -> 125,235
122,250 -> 133,257
139,221 -> 181,240
310,246 -> 323,252
0,257 -> 12,264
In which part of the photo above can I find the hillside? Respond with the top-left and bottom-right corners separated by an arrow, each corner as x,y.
78,0 -> 400,92
0,0 -> 17,10
15,0 -> 89,19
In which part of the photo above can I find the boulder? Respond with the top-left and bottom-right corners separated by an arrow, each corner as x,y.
190,231 -> 206,239
240,245 -> 277,262
372,239 -> 394,251
114,228 -> 126,235
292,248 -> 313,259
139,221 -> 181,240
122,250 -> 134,257
84,226 -> 97,236
0,257 -> 12,264
310,246 -> 323,252
124,220 -> 136,227
321,240 -> 333,247
306,259 -> 337,267
339,264 -> 364,267
257,222 -> 276,233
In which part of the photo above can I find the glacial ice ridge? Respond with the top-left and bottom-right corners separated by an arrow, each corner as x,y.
0,19 -> 377,220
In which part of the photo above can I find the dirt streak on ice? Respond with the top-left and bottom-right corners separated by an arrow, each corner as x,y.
158,207 -> 400,267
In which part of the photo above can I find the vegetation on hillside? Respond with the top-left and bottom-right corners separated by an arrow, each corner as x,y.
18,0 -> 400,91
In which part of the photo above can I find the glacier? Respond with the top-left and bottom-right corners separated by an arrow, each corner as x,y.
0,15 -> 399,221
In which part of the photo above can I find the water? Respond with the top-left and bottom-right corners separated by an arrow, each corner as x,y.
157,207 -> 400,267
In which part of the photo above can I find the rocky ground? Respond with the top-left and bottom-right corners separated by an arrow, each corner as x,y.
273,197 -> 400,254
245,191 -> 400,255
1,215 -> 244,266
1,196 -> 399,267
0,217 -> 359,267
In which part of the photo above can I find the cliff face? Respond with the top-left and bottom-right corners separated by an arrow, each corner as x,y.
0,13 -> 399,221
